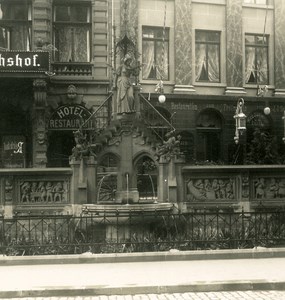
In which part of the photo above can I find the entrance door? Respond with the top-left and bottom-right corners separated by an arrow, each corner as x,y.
47,131 -> 75,167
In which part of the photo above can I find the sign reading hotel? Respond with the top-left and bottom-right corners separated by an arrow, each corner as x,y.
0,51 -> 50,73
48,105 -> 96,131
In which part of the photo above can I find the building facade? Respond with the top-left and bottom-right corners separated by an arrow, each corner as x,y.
0,0 -> 284,217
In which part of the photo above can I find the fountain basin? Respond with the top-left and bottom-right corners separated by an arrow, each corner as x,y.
81,203 -> 174,223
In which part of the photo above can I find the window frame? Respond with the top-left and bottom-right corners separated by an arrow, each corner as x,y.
195,30 -> 221,83
52,1 -> 92,63
142,26 -> 170,81
0,0 -> 32,51
245,33 -> 269,85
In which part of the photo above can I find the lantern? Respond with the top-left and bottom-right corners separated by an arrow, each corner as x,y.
158,94 -> 166,103
234,98 -> 246,143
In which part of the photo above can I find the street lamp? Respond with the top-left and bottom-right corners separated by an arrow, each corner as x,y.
155,80 -> 166,103
234,98 -> 247,144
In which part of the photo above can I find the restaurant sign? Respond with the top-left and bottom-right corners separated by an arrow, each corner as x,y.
0,51 -> 50,73
48,104 -> 96,131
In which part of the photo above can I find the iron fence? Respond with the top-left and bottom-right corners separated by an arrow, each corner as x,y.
1,208 -> 285,256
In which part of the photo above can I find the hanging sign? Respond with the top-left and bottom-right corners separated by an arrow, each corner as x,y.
0,51 -> 50,73
2,135 -> 26,168
48,104 -> 96,131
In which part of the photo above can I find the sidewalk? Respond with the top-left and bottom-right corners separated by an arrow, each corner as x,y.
1,248 -> 285,298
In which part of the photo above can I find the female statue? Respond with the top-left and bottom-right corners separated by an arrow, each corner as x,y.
114,54 -> 139,113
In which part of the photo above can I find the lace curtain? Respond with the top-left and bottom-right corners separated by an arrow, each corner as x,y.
56,27 -> 89,62
245,47 -> 268,84
142,40 -> 169,80
195,44 -> 219,82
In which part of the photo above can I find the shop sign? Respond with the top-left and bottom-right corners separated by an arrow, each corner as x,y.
2,135 -> 25,168
0,51 -> 50,73
48,104 -> 95,131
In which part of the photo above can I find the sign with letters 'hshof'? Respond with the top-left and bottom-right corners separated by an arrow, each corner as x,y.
0,51 -> 50,73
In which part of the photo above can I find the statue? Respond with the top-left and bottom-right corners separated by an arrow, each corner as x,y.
71,129 -> 96,160
114,54 -> 140,114
156,130 -> 181,161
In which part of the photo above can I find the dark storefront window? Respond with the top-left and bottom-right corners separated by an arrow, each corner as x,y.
142,26 -> 169,80
53,3 -> 91,62
245,34 -> 269,84
196,109 -> 222,163
47,131 -> 75,167
0,1 -> 32,50
195,30 -> 220,82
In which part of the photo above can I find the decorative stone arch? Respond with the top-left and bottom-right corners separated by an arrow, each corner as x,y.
97,151 -> 120,172
133,151 -> 158,203
196,108 -> 224,163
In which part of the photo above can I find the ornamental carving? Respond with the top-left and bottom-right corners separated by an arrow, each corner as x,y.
186,178 -> 235,202
254,177 -> 285,199
19,180 -> 68,203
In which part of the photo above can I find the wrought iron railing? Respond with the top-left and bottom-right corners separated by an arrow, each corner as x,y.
1,208 -> 285,256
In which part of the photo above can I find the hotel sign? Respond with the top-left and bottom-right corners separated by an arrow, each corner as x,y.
0,51 -> 50,73
48,105 -> 96,131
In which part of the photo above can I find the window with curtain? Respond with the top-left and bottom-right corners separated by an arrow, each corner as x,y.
243,0 -> 271,4
245,34 -> 269,84
53,3 -> 91,62
195,30 -> 220,83
0,1 -> 32,50
142,27 -> 169,80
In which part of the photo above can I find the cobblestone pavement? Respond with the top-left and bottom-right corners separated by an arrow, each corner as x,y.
5,291 -> 285,300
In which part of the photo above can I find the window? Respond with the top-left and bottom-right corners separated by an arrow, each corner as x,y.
0,1 -> 32,50
142,27 -> 169,80
195,30 -> 220,82
53,3 -> 91,62
244,0 -> 271,4
245,34 -> 268,84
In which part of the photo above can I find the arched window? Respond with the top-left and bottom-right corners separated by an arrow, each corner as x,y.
136,155 -> 158,202
196,109 -> 223,163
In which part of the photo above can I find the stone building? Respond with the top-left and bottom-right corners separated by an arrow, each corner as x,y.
0,0 -> 284,217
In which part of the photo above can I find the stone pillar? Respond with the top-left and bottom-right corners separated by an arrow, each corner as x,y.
86,156 -> 97,204
173,0 -> 196,94
115,123 -> 139,203
158,157 -> 169,202
69,158 -> 87,205
32,79 -> 48,168
274,0 -> 285,97
3,176 -> 14,218
225,0 -> 245,95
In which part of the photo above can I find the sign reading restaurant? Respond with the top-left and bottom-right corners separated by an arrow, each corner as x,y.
48,104 -> 96,131
0,51 -> 50,73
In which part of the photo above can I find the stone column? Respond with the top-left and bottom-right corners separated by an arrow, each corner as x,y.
32,79 -> 48,168
115,123 -> 139,203
274,0 -> 285,97
173,0 -> 196,94
225,0 -> 245,95
158,157 -> 169,203
86,156 -> 97,204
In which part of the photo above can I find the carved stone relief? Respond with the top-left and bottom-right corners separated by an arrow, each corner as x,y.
186,178 -> 235,202
19,180 -> 69,204
253,177 -> 285,199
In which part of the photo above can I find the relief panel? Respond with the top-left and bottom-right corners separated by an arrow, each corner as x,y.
253,177 -> 285,200
185,177 -> 236,202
